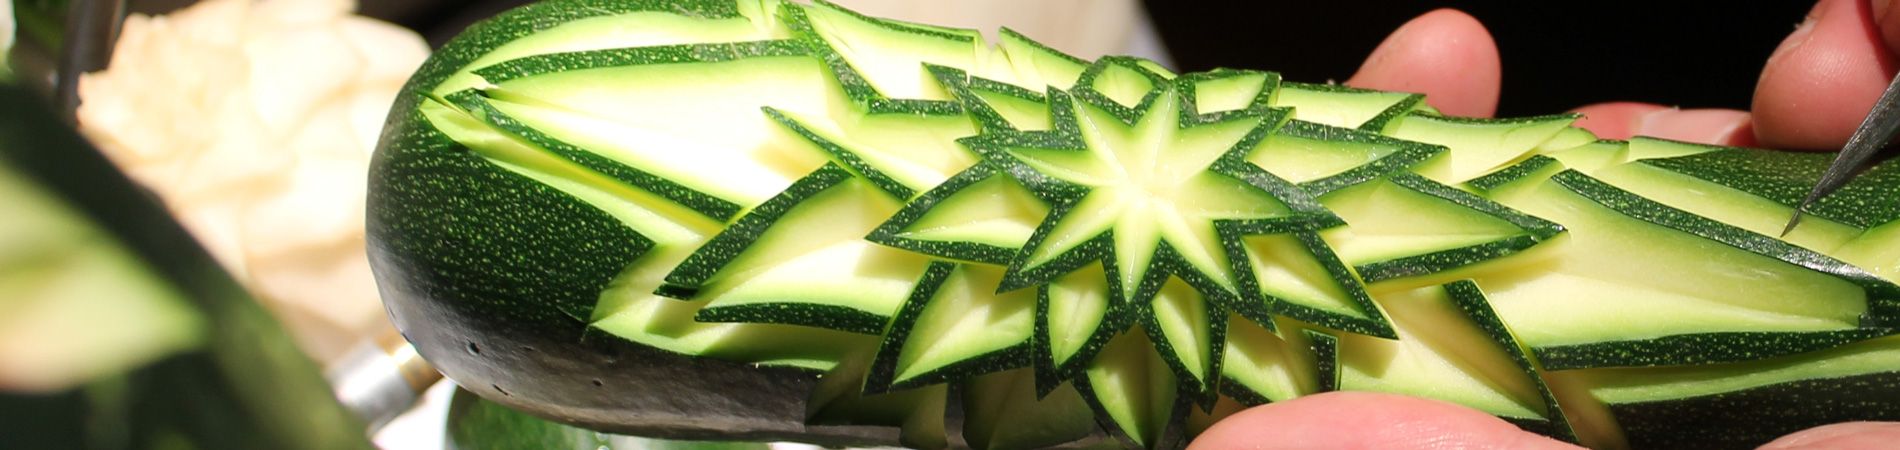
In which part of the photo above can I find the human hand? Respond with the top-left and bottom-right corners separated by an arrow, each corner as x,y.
1344,0 -> 1899,150
1190,2 -> 1900,448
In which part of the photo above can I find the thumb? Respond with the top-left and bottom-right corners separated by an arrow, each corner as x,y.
1750,0 -> 1897,150
1345,9 -> 1501,118
1873,0 -> 1900,54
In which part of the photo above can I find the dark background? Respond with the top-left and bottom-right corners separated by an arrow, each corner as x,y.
131,0 -> 1823,117
1141,1 -> 1817,116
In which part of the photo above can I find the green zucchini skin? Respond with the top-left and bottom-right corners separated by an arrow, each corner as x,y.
367,1 -> 1900,448
369,2 -> 905,445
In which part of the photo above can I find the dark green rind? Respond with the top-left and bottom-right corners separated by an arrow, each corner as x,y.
1215,375 -> 1273,407
866,163 -> 1037,265
447,89 -> 742,221
1350,173 -> 1565,283
1206,113 -> 1337,220
1443,281 -> 1578,443
694,303 -> 891,336
1220,227 -> 1397,339
957,94 -> 1086,206
1135,244 -> 1234,407
927,65 -> 1041,134
1608,371 -> 1900,449
1359,94 -> 1428,131
1467,155 -> 1561,193
1533,329 -> 1892,371
369,2 -> 901,443
1069,57 -> 1172,123
1639,146 -> 1900,230
1552,170 -> 1900,330
866,263 -> 1032,393
1382,111 -> 1586,130
1304,329 -> 1342,393
658,164 -> 857,299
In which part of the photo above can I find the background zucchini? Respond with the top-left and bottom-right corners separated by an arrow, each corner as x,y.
368,1 -> 1900,448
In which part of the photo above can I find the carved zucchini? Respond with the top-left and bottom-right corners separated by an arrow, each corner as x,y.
368,1 -> 1900,448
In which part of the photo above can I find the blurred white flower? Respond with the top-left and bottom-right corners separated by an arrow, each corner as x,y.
76,0 -> 428,361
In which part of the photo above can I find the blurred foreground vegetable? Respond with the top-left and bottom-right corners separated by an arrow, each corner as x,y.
75,0 -> 429,360
0,83 -> 366,449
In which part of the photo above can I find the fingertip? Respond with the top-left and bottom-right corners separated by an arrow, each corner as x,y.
1760,422 -> 1900,449
1189,392 -> 1579,450
1752,0 -> 1895,150
1346,9 -> 1501,117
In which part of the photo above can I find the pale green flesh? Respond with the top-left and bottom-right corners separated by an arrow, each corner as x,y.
803,1 -> 984,101
1542,140 -> 1628,174
1319,177 -> 1526,265
807,350 -> 949,449
482,57 -> 843,206
1625,136 -> 1724,161
1246,128 -> 1401,184
1339,284 -> 1545,420
1271,84 -> 1412,129
1151,277 -> 1214,387
1220,316 -> 1320,402
1475,180 -> 1864,349
427,87 -> 872,370
773,108 -> 981,192
1084,329 -> 1178,446
695,178 -> 931,320
1089,63 -> 1158,108
1190,73 -> 1269,114
892,172 -> 1048,250
996,30 -> 1086,91
1393,115 -> 1577,184
1240,234 -> 1365,318
1591,162 -> 1861,253
1014,93 -> 1287,296
1572,334 -> 1900,404
1534,127 -> 1600,154
972,90 -> 1054,131
892,264 -> 1034,384
1046,265 -> 1112,368
960,368 -> 1097,450
1836,222 -> 1900,282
